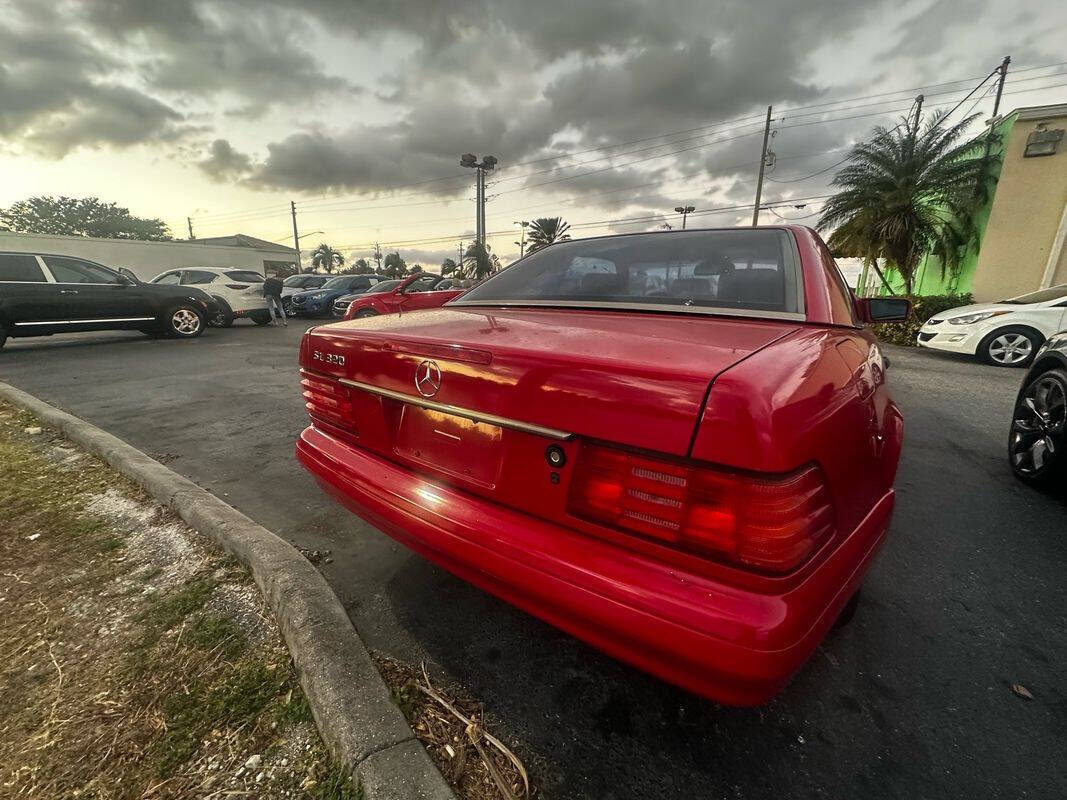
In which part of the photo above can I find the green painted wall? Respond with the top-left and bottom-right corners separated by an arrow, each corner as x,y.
880,113 -> 1016,296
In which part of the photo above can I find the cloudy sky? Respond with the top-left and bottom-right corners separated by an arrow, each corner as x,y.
1,0 -> 1065,267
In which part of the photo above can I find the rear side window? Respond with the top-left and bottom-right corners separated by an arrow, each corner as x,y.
224,270 -> 264,283
0,254 -> 46,282
181,270 -> 217,285
43,256 -> 123,284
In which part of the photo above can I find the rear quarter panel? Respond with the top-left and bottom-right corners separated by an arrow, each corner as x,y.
690,325 -> 901,540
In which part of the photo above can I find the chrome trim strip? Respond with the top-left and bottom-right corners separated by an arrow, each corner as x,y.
331,375 -> 573,440
447,299 -> 807,322
13,317 -> 156,326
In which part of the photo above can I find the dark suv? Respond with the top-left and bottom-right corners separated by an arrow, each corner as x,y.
287,274 -> 381,316
0,252 -> 217,349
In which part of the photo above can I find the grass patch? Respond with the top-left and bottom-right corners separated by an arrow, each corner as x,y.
0,403 -> 356,798
186,612 -> 248,660
311,766 -> 364,800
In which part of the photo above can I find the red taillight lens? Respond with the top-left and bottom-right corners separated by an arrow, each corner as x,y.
567,445 -> 834,573
300,370 -> 355,432
226,283 -> 250,290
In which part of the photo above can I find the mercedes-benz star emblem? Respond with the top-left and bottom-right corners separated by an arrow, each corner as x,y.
415,360 -> 442,397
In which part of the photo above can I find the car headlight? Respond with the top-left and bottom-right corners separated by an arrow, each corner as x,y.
947,310 -> 1010,325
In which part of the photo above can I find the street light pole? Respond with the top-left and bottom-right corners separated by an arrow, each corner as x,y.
514,220 -> 529,257
461,154 -> 498,246
673,205 -> 695,230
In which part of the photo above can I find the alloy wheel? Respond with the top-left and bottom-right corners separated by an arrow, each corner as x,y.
1010,375 -> 1066,475
172,309 -> 202,335
988,333 -> 1033,365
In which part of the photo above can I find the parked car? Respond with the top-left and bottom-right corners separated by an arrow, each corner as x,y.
296,226 -> 910,705
1008,329 -> 1067,488
288,274 -> 382,317
150,267 -> 270,327
341,273 -> 463,320
0,251 -> 216,347
331,279 -> 403,317
917,284 -> 1067,367
282,273 -> 331,299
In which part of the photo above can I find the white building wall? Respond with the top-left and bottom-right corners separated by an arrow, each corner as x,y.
0,232 -> 295,282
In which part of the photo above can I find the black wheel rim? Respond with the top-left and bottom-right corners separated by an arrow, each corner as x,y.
1010,376 -> 1066,475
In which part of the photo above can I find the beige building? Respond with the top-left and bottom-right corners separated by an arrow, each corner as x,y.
970,104 -> 1067,302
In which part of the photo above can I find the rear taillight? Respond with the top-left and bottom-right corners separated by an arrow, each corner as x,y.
301,370 -> 355,431
225,283 -> 250,290
567,445 -> 834,573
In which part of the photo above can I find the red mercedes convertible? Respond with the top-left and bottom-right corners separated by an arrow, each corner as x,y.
296,226 -> 909,705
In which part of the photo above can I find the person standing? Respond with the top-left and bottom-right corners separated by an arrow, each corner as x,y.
263,275 -> 286,326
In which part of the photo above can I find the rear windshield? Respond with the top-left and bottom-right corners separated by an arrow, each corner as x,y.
453,229 -> 801,315
224,270 -> 264,283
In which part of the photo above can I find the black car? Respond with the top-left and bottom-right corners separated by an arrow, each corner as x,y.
1008,329 -> 1067,488
330,279 -> 403,317
0,251 -> 217,349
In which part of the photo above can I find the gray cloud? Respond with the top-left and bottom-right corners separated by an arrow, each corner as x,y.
0,6 -> 191,156
198,139 -> 254,182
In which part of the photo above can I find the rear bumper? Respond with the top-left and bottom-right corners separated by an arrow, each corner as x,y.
297,426 -> 894,705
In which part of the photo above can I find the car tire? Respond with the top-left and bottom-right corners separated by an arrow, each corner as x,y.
0,324 -> 7,349
979,327 -> 1043,367
354,309 -> 379,319
252,313 -> 273,326
1008,367 -> 1067,489
164,305 -> 205,338
209,298 -> 235,328
832,587 -> 862,630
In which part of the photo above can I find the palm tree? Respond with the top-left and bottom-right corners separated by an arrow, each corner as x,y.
440,257 -> 458,276
382,251 -> 407,278
818,111 -> 994,295
310,243 -> 344,274
349,257 -> 373,274
462,242 -> 500,280
525,217 -> 571,254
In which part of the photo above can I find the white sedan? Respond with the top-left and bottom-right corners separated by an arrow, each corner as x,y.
917,285 -> 1067,366
150,267 -> 271,327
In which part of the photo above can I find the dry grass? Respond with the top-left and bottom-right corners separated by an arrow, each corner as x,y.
0,403 -> 360,800
374,655 -> 532,800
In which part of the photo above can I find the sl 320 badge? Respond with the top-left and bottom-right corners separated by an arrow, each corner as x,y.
313,351 -> 345,366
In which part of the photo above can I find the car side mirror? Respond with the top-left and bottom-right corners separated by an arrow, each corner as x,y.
118,268 -> 139,284
858,297 -> 911,322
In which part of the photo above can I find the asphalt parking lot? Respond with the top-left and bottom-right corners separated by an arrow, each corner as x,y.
2,324 -> 1064,800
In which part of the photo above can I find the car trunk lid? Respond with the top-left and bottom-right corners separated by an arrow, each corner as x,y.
301,307 -> 797,459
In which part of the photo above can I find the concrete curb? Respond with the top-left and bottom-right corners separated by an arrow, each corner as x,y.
0,381 -> 455,800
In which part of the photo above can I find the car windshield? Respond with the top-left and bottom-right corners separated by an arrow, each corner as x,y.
321,277 -> 352,289
224,270 -> 264,282
365,280 -> 401,293
453,229 -> 801,315
1001,284 -> 1067,304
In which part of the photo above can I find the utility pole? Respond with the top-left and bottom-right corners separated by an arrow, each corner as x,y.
980,56 -> 1011,173
911,94 -> 924,136
674,205 -> 695,230
290,201 -> 301,273
372,242 -> 383,272
186,217 -> 195,240
751,105 -> 773,226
